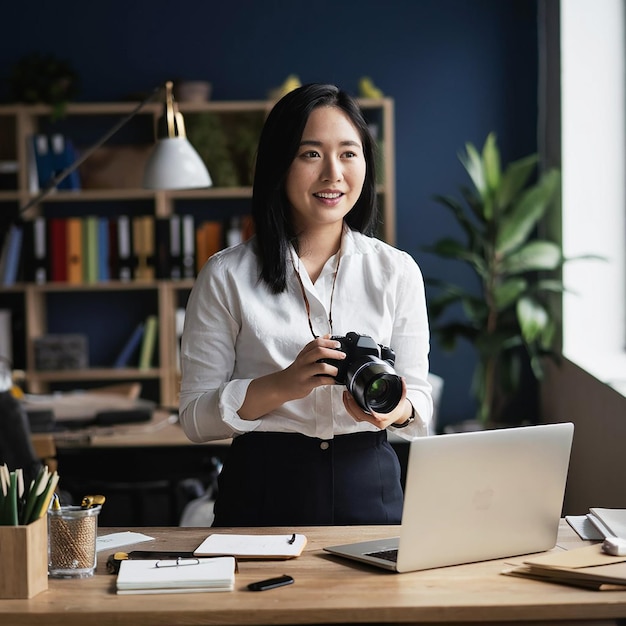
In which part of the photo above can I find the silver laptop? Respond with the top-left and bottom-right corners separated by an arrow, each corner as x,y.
324,422 -> 574,573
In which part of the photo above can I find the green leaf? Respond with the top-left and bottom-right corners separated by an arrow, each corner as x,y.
423,239 -> 488,277
493,277 -> 528,309
427,290 -> 464,319
462,297 -> 488,322
500,240 -> 562,274
458,186 -> 489,225
496,154 -> 538,211
459,142 -> 485,196
432,194 -> 482,246
495,169 -> 560,255
482,132 -> 501,194
433,322 -> 481,351
535,278 -> 566,294
517,296 -> 549,344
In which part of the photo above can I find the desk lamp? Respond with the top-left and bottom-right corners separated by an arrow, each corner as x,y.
9,81 -> 212,229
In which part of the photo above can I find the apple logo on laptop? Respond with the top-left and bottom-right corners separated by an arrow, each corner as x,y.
472,487 -> 495,510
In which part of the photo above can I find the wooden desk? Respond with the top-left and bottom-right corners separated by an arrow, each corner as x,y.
32,411 -> 230,450
2,521 -> 626,625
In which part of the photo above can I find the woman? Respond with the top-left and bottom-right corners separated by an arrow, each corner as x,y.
179,83 -> 432,526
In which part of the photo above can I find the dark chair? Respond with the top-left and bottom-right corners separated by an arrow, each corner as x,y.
0,389 -> 42,488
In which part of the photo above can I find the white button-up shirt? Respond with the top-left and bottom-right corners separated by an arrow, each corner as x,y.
179,227 -> 432,442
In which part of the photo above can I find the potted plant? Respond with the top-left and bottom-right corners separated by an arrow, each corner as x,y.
8,53 -> 79,120
424,132 -> 565,426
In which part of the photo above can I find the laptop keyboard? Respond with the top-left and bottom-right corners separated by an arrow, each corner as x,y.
364,548 -> 398,563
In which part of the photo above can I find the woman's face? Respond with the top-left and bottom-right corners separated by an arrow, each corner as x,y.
285,105 -> 366,234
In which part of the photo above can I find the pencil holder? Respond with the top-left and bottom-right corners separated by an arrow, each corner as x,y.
48,505 -> 101,578
0,515 -> 49,598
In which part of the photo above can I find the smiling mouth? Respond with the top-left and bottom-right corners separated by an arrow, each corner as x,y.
314,192 -> 343,199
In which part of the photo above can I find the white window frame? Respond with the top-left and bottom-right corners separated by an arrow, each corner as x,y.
560,0 -> 626,396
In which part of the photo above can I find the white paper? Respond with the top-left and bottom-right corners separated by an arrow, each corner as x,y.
194,533 -> 307,558
96,531 -> 155,552
565,515 -> 605,541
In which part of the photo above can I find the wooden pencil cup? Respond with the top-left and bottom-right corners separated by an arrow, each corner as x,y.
0,515 -> 49,599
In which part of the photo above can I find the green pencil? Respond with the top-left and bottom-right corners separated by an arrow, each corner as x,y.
8,472 -> 18,526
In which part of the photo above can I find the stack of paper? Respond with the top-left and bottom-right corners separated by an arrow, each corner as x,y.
502,544 -> 626,591
116,556 -> 236,595
587,508 -> 626,539
566,508 -> 626,540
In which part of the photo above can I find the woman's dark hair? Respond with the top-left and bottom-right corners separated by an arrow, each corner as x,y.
252,83 -> 378,293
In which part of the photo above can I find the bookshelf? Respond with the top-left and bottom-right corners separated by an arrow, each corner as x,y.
0,97 -> 396,408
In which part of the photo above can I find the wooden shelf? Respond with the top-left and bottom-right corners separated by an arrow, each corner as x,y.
26,367 -> 162,383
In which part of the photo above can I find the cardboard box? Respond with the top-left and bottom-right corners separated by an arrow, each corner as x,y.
0,515 -> 48,598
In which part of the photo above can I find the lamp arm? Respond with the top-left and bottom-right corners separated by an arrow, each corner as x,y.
16,85 -> 163,218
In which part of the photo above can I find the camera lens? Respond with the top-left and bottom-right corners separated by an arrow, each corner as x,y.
346,356 -> 403,414
368,378 -> 388,399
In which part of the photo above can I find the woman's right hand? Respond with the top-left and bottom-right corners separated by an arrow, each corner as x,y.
237,335 -> 345,420
281,335 -> 346,400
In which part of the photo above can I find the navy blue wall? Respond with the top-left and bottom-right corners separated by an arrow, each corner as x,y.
1,0 -> 539,429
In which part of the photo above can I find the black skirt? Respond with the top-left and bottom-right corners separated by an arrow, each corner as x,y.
212,430 -> 403,527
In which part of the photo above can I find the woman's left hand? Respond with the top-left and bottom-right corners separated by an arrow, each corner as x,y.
342,377 -> 412,430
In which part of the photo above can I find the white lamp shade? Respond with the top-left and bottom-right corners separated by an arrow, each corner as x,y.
143,137 -> 212,190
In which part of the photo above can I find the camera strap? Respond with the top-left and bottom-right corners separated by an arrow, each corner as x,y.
291,249 -> 342,339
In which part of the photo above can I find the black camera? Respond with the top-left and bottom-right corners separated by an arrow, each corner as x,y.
320,331 -> 403,414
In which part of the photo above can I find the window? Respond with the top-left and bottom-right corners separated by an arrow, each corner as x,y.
560,0 -> 626,396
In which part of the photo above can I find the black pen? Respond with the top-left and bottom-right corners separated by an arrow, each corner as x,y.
123,550 -> 197,560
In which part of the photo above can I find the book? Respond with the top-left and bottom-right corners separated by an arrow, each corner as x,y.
180,214 -> 195,279
502,543 -> 626,591
66,217 -> 83,284
83,216 -> 99,284
32,216 -> 47,284
113,322 -> 145,368
1,223 -> 23,286
133,215 -> 155,281
565,515 -> 605,541
116,555 -> 236,595
169,214 -> 182,279
49,133 -> 81,191
26,134 -> 39,193
107,218 -> 119,280
97,217 -> 110,282
116,215 -> 133,281
138,315 -> 158,370
588,508 -> 626,539
0,309 -> 11,364
194,533 -> 307,559
226,217 -> 243,248
49,218 -> 68,282
21,217 -> 47,284
195,220 -> 222,273
32,134 -> 54,190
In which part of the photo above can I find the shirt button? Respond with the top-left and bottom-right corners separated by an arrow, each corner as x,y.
320,441 -> 330,450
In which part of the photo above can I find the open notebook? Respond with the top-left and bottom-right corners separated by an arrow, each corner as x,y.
325,422 -> 574,573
